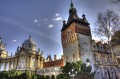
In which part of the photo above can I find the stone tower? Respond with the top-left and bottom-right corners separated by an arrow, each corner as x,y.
0,37 -> 8,58
61,0 -> 94,68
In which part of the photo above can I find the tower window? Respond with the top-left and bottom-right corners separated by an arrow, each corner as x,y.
67,30 -> 71,36
66,56 -> 68,61
72,53 -> 75,61
94,45 -> 96,48
79,52 -> 81,59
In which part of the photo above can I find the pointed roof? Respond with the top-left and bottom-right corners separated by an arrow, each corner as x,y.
61,0 -> 90,31
70,0 -> 74,8
46,54 -> 52,62
67,0 -> 81,24
82,14 -> 88,23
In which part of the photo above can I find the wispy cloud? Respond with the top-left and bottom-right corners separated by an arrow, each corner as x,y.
0,17 -> 60,44
52,13 -> 63,21
48,24 -> 54,28
12,40 -> 17,42
55,13 -> 60,17
34,19 -> 38,23
52,17 -> 62,21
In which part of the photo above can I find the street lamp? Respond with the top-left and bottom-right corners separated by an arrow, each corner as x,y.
86,59 -> 90,67
69,69 -> 77,79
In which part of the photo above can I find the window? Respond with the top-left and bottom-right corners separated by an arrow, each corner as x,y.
66,56 -> 68,61
79,52 -> 81,59
67,30 -> 71,36
72,53 -> 75,61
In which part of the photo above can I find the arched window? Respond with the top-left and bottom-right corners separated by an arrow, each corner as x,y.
72,53 -> 75,61
66,56 -> 68,62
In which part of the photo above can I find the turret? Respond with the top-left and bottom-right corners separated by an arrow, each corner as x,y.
54,55 -> 57,61
67,0 -> 80,24
82,14 -> 89,24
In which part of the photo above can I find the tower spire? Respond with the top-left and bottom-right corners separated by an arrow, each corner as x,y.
71,0 -> 74,8
29,35 -> 31,40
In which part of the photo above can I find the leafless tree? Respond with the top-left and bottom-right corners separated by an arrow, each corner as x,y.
95,10 -> 120,42
94,10 -> 120,57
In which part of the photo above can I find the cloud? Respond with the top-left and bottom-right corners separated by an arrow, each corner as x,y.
55,13 -> 60,17
34,19 -> 38,23
48,24 -> 54,28
0,17 -> 60,45
52,13 -> 63,21
52,17 -> 62,21
12,40 -> 17,42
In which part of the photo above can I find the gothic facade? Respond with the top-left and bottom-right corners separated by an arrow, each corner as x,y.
61,1 -> 119,79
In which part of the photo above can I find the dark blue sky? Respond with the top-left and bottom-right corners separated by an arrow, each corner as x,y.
0,0 -> 116,58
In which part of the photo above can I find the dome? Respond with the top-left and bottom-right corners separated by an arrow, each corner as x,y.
22,36 -> 36,50
111,30 -> 120,46
23,38 -> 36,46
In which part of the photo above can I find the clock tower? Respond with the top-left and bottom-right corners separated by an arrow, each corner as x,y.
61,0 -> 94,68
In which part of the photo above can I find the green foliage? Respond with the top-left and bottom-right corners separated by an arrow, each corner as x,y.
57,73 -> 69,79
45,75 -> 50,79
58,61 -> 95,79
51,75 -> 55,79
0,61 -> 95,79
76,63 -> 95,79
18,70 -> 32,79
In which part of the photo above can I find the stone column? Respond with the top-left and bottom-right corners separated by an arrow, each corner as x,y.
13,59 -> 16,69
0,63 -> 1,71
37,56 -> 40,68
14,58 -> 17,69
40,57 -> 43,68
4,62 -> 7,71
9,61 -> 11,70
27,55 -> 31,69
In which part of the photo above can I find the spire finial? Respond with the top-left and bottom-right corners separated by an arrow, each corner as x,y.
29,35 -> 31,39
71,0 -> 74,7
0,36 -> 2,43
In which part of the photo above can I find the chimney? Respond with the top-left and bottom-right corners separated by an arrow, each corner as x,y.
54,55 -> 57,61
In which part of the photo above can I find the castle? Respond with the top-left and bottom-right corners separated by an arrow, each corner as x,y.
61,1 -> 119,79
0,0 -> 120,79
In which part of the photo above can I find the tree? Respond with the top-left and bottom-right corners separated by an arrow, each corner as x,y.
94,10 -> 120,42
94,10 -> 120,57
18,70 -> 32,79
59,61 -> 94,79
45,75 -> 50,79
51,75 -> 55,79
75,63 -> 94,79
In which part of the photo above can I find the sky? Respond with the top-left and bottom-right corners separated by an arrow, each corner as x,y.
0,0 -> 117,59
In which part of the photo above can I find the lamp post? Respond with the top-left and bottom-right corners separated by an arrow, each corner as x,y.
86,59 -> 90,67
69,69 -> 77,79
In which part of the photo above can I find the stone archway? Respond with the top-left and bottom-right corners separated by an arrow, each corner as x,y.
6,62 -> 9,71
103,67 -> 110,79
0,63 -> 5,71
109,67 -> 117,79
95,67 -> 103,79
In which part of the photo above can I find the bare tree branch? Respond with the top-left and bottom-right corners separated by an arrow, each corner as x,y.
94,10 -> 120,42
